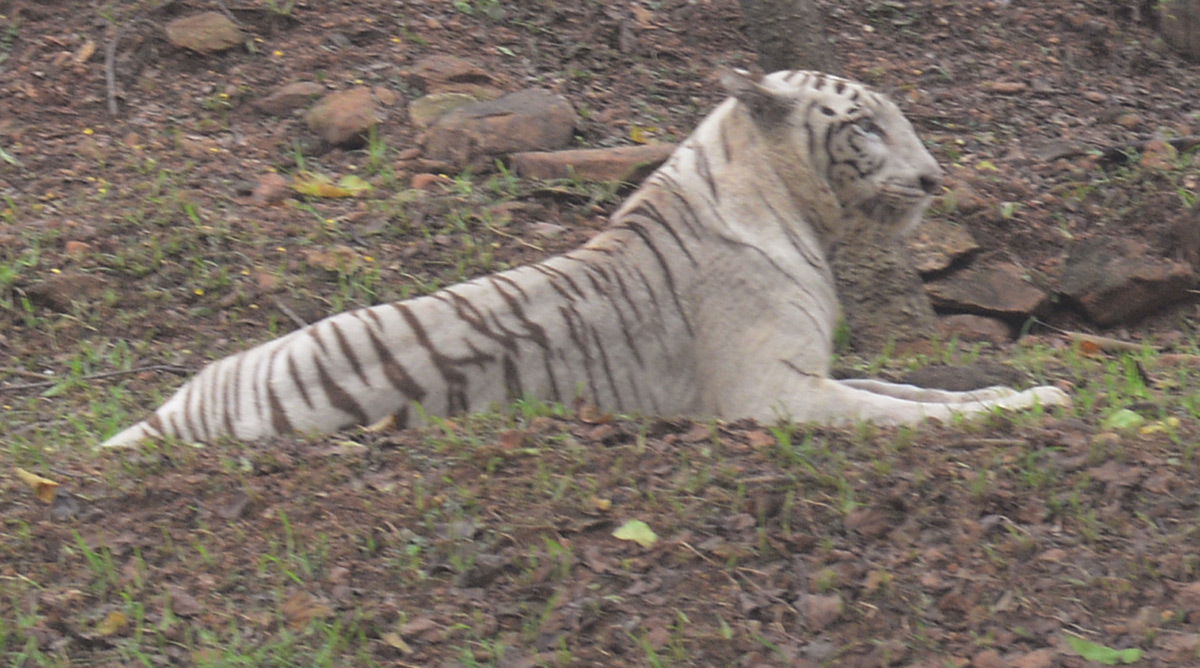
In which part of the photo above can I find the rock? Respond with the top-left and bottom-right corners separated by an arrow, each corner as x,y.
971,649 -> 1004,668
165,12 -> 243,54
251,172 -> 290,205
408,92 -> 480,129
1059,238 -> 1196,325
925,262 -> 1050,319
984,81 -> 1028,94
411,173 -> 443,190
908,219 -> 979,274
405,54 -> 505,97
255,82 -> 326,116
27,272 -> 109,311
937,314 -> 1012,344
1159,0 -> 1200,62
510,144 -> 676,183
423,89 -> 577,169
64,240 -> 93,257
799,593 -> 842,631
305,87 -> 383,147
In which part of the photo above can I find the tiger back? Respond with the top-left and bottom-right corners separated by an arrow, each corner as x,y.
101,69 -> 1068,447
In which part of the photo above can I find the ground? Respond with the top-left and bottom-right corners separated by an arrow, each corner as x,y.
3,0 -> 1200,666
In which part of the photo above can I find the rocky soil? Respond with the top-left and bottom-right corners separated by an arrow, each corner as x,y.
4,0 -> 1200,666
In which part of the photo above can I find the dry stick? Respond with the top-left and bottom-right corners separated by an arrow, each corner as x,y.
1068,331 -> 1145,353
0,364 -> 193,394
104,23 -> 130,117
270,295 -> 310,329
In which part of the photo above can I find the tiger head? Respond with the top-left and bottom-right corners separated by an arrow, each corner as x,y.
721,69 -> 945,236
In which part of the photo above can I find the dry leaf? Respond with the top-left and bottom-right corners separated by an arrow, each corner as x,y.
281,590 -> 332,630
75,39 -> 97,64
95,610 -> 127,636
381,631 -> 414,654
15,468 -> 60,504
291,171 -> 372,198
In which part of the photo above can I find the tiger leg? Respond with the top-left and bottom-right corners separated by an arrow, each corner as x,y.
836,378 -> 1020,404
772,377 -> 1069,427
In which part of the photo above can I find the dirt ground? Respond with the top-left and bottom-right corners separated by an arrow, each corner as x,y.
4,0 -> 1200,666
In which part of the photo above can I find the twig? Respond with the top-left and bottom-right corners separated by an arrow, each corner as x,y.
214,0 -> 242,26
104,23 -> 130,117
1068,331 -> 1146,353
270,295 -> 310,329
0,364 -> 193,393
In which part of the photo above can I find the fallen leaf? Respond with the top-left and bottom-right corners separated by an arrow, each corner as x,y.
95,610 -> 127,636
381,631 -> 414,654
75,39 -> 97,64
281,590 -> 332,630
1101,409 -> 1145,432
15,468 -> 59,503
291,171 -> 372,198
1065,635 -> 1142,665
613,519 -> 658,548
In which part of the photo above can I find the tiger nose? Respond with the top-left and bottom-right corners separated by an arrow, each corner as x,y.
918,170 -> 943,195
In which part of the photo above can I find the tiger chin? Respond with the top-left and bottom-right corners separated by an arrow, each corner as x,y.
100,69 -> 1069,448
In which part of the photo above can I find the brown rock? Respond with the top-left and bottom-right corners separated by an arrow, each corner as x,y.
423,89 -> 577,168
1059,237 -> 1197,325
405,54 -> 505,97
255,82 -> 326,116
252,172 -> 290,205
909,219 -> 979,274
64,240 -> 92,256
985,81 -> 1028,94
800,594 -> 842,631
937,314 -> 1011,344
411,173 -> 443,190
165,12 -> 243,54
970,649 -> 1004,668
305,87 -> 382,147
408,92 -> 480,129
926,262 -> 1051,319
510,144 -> 676,183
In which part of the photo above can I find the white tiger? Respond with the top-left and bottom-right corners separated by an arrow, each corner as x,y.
100,69 -> 1069,447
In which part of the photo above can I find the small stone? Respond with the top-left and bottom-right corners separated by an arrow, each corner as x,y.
305,87 -> 382,147
510,144 -> 676,183
970,649 -> 1004,668
909,218 -> 979,274
1083,91 -> 1107,103
252,172 -> 290,205
985,81 -> 1028,94
64,241 -> 92,256
801,594 -> 842,631
408,92 -> 480,128
411,173 -> 443,190
528,222 -> 567,239
423,88 -> 577,168
405,54 -> 504,97
165,12 -> 243,54
1116,112 -> 1143,129
255,82 -> 326,116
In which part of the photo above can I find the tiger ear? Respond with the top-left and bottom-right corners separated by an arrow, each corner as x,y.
719,68 -> 793,123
